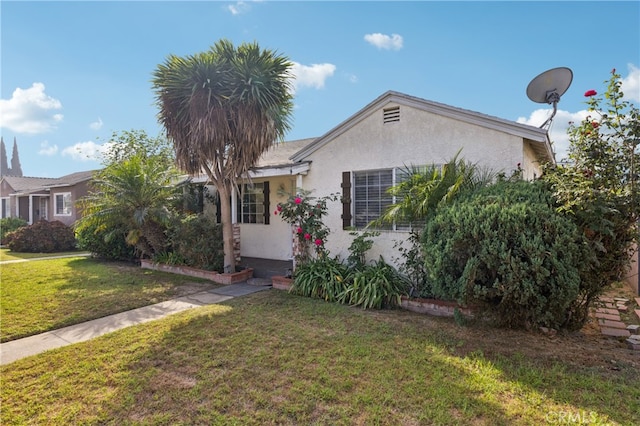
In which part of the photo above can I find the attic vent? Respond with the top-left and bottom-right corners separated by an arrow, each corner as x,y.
383,106 -> 400,124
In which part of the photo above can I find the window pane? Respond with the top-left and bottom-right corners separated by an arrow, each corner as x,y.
240,183 -> 265,224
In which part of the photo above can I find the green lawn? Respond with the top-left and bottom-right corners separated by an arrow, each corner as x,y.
0,256 -> 215,342
0,248 -> 90,262
1,289 -> 638,425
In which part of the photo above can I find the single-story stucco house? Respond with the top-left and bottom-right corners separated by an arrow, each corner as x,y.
191,90 -> 555,266
0,170 -> 96,226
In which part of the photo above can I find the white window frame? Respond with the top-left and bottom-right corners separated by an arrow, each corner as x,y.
1,197 -> 9,218
239,182 -> 266,224
54,192 -> 72,216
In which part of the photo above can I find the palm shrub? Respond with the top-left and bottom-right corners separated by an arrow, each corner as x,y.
76,132 -> 181,260
422,180 -> 588,329
378,152 -> 496,297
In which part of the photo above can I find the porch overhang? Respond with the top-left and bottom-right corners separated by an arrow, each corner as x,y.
189,161 -> 311,184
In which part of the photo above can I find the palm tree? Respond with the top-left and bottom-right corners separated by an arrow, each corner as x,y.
152,39 -> 294,273
76,153 -> 181,259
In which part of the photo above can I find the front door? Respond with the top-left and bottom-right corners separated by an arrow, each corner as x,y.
39,197 -> 48,220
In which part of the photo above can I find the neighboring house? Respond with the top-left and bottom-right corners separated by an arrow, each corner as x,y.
192,90 -> 554,265
0,170 -> 96,226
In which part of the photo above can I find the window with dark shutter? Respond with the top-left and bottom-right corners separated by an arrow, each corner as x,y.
238,182 -> 269,224
341,171 -> 352,229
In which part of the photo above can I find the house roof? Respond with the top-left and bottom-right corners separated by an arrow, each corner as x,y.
1,176 -> 56,194
290,90 -> 554,164
255,138 -> 316,168
1,170 -> 97,195
43,170 -> 97,188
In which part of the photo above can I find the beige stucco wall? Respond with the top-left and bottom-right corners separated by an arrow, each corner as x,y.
239,176 -> 298,261
297,102 -> 532,266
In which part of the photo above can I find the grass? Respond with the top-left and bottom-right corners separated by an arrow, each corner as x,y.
0,248 -> 90,262
1,289 -> 639,425
0,256 -> 215,342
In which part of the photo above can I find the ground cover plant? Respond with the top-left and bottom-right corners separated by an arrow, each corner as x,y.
0,256 -> 214,342
1,290 -> 638,425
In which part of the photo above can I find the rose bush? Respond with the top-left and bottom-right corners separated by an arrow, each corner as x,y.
274,189 -> 338,265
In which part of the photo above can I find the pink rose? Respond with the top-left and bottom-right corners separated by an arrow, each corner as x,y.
277,205 -> 283,211
297,227 -> 303,234
314,238 -> 322,246
304,233 -> 311,240
584,89 -> 597,97
274,210 -> 278,215
294,197 -> 302,204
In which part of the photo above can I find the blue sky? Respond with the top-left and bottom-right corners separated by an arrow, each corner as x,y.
1,0 -> 638,178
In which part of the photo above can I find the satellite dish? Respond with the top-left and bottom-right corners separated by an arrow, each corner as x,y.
526,67 -> 573,129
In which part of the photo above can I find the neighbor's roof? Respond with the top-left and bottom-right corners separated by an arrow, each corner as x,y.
291,90 -> 554,164
1,170 -> 98,194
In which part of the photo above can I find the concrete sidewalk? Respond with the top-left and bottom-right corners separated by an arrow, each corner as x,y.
0,282 -> 270,366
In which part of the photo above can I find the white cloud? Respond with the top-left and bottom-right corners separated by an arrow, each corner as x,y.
621,63 -> 640,102
517,108 -> 591,162
61,140 -> 111,162
0,83 -> 63,134
290,62 -> 336,92
364,33 -> 403,50
38,140 -> 58,156
227,1 -> 250,15
89,117 -> 103,130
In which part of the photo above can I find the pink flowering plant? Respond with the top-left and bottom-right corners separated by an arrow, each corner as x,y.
274,189 -> 339,264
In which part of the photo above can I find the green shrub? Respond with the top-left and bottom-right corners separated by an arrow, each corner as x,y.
167,214 -> 223,272
5,220 -> 76,253
292,256 -> 349,302
422,180 -> 587,329
0,217 -> 27,244
75,221 -> 136,261
338,256 -> 409,309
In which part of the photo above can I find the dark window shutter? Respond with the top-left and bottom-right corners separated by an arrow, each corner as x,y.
263,181 -> 270,225
236,190 -> 241,223
215,195 -> 221,224
341,171 -> 352,229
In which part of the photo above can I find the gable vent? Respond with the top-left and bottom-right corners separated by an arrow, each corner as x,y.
383,106 -> 400,124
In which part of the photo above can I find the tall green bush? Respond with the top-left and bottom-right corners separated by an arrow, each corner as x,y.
422,180 -> 587,329
166,214 -> 223,272
0,217 -> 27,244
75,220 -> 136,261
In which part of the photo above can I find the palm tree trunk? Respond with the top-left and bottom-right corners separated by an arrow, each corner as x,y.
216,182 -> 236,273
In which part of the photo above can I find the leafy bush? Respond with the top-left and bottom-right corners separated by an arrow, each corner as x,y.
292,256 -> 349,302
338,256 -> 409,309
0,217 -> 27,244
542,69 -> 640,329
422,180 -> 587,329
5,220 -> 76,253
166,214 -> 223,272
75,220 -> 136,261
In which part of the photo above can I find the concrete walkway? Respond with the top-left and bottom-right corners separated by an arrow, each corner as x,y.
0,282 -> 270,366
